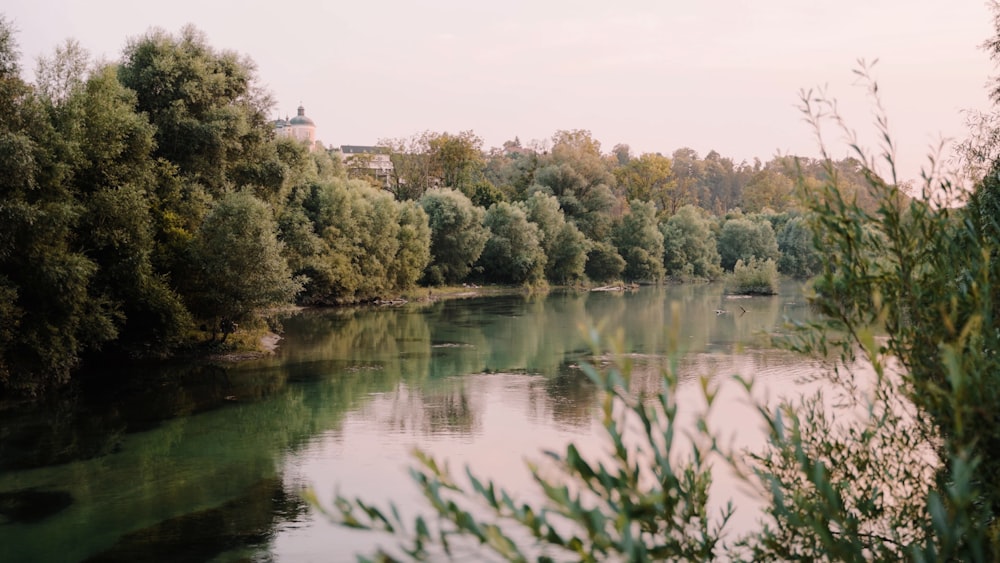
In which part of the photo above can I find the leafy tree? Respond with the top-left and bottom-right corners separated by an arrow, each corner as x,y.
419,188 -> 490,285
614,152 -> 676,214
534,130 -> 620,242
716,216 -> 780,271
483,142 -> 538,201
742,167 -> 795,213
670,147 -> 703,209
726,257 -> 778,295
702,150 -> 751,214
776,214 -> 821,278
478,202 -> 545,285
611,142 -> 631,166
35,39 -> 89,107
660,204 -> 723,280
294,178 -> 409,303
612,200 -> 665,282
118,25 -> 274,196
392,201 -> 432,290
187,191 -> 300,336
380,132 -> 438,200
428,130 -> 487,197
520,192 -> 588,284
0,20 -> 115,391
584,241 -> 625,283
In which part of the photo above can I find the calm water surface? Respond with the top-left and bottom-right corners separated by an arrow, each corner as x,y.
0,282 -> 821,562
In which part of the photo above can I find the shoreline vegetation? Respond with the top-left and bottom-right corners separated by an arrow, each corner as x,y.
0,18 -> 863,396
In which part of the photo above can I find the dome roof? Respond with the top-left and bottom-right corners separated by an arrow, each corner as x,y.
289,105 -> 315,127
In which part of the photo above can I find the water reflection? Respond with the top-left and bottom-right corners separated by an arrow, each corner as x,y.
0,282 -> 819,562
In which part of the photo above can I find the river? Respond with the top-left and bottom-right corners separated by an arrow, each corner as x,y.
0,281 -> 821,562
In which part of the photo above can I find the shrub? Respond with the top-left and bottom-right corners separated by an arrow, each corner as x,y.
584,241 -> 625,283
726,257 -> 779,295
717,216 -> 779,271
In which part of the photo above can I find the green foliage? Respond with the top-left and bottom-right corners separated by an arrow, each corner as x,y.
478,202 -> 546,285
118,25 -> 273,195
614,152 -> 676,212
520,192 -> 588,284
419,188 -> 490,285
776,214 -> 822,279
741,62 -> 1000,560
532,130 -> 618,242
725,257 -> 779,295
289,178 -> 426,303
660,205 -> 723,281
187,191 -> 300,327
717,216 -> 780,271
0,24 -> 115,391
428,130 -> 486,197
393,201 -> 433,290
741,167 -> 795,213
612,200 -> 666,283
584,241 -> 625,284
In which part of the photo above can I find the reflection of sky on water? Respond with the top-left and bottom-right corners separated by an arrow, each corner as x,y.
273,292 -> 828,560
0,281 -> 833,561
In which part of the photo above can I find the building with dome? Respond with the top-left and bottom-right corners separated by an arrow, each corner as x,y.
273,105 -> 318,150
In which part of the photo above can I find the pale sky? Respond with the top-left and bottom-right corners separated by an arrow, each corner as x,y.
4,0 -> 997,182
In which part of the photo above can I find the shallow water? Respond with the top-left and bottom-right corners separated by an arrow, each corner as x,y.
0,281 -> 822,562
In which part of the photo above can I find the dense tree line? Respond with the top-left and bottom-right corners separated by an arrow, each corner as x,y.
0,19 -> 877,393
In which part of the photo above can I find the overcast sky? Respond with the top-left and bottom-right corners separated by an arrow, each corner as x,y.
4,0 -> 996,182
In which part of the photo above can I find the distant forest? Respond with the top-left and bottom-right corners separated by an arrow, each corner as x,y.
0,21 -> 891,393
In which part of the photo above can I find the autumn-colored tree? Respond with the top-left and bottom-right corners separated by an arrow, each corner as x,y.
614,152 -> 676,214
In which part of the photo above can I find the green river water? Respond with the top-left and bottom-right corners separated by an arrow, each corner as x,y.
0,282 -> 820,562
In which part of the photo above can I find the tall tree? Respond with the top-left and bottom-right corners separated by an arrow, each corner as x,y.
118,25 -> 274,196
479,202 -> 545,285
187,191 -> 301,336
419,188 -> 490,285
614,152 -> 677,214
428,130 -> 486,196
660,205 -> 723,280
717,215 -> 780,271
612,200 -> 666,282
520,192 -> 588,284
0,19 -> 113,391
670,147 -> 704,209
34,39 -> 89,107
